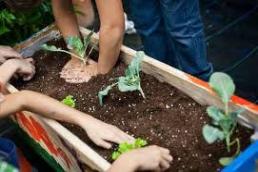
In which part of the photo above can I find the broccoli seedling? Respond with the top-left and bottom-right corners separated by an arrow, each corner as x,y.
98,51 -> 146,106
42,31 -> 95,64
202,72 -> 244,166
61,95 -> 76,108
112,138 -> 147,160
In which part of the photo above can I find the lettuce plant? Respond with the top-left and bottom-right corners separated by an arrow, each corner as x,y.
42,31 -> 94,64
202,72 -> 244,166
61,95 -> 76,108
98,51 -> 146,106
112,138 -> 147,160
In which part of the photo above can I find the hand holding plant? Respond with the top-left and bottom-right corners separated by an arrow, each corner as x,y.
202,72 -> 244,166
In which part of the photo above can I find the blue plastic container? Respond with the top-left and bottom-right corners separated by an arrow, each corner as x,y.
0,138 -> 19,168
222,141 -> 258,172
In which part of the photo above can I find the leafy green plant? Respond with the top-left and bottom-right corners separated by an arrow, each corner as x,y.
202,72 -> 244,166
0,1 -> 53,45
61,95 -> 76,108
42,31 -> 94,64
112,138 -> 147,160
98,51 -> 146,106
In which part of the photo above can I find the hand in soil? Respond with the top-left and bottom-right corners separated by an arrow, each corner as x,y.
10,58 -> 35,81
60,58 -> 98,83
0,46 -> 22,64
81,117 -> 134,149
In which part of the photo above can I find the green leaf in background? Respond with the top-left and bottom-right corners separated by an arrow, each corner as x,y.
0,26 -> 10,35
61,95 -> 76,108
202,124 -> 225,144
98,85 -> 113,106
219,157 -> 234,166
209,72 -> 235,103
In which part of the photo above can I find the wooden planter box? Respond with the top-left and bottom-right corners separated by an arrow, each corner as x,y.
6,24 -> 258,172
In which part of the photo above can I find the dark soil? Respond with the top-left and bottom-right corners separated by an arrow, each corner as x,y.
13,40 -> 253,172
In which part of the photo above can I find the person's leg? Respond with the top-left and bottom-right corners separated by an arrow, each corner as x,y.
128,0 -> 168,63
160,0 -> 213,80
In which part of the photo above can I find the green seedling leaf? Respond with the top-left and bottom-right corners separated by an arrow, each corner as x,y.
66,36 -> 85,58
134,138 -> 148,148
41,44 -> 60,51
98,85 -> 114,106
207,106 -> 225,125
111,151 -> 121,160
202,125 -> 224,144
84,31 -> 94,50
62,95 -> 76,108
118,76 -> 140,92
219,157 -> 234,166
112,138 -> 147,160
209,72 -> 235,103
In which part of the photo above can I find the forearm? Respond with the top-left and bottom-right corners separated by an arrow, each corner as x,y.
95,0 -> 124,74
97,26 -> 124,74
0,60 -> 18,85
52,0 -> 81,38
0,90 -> 91,126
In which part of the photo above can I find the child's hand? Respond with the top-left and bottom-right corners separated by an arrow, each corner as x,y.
10,58 -> 35,81
120,146 -> 173,171
0,46 -> 22,64
79,116 -> 134,149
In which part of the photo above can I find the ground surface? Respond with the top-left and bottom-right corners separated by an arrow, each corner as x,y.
13,39 -> 253,172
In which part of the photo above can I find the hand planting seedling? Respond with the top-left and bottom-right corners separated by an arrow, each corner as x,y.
112,138 -> 147,160
61,95 -> 76,108
42,31 -> 95,65
202,72 -> 244,166
98,51 -> 146,106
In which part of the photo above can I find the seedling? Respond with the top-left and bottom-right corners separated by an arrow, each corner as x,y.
202,72 -> 244,166
112,138 -> 147,160
61,95 -> 76,108
42,31 -> 95,64
98,51 -> 146,106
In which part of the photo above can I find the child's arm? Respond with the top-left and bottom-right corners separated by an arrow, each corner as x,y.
108,146 -> 173,172
0,90 -> 134,148
51,0 -> 80,38
95,0 -> 125,74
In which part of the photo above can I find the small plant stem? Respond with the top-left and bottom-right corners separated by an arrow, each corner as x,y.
230,138 -> 240,157
226,135 -> 231,152
55,50 -> 85,63
139,86 -> 146,99
111,82 -> 118,88
225,102 -> 229,116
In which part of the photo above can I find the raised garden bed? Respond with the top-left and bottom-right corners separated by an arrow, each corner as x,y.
7,25 -> 258,172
